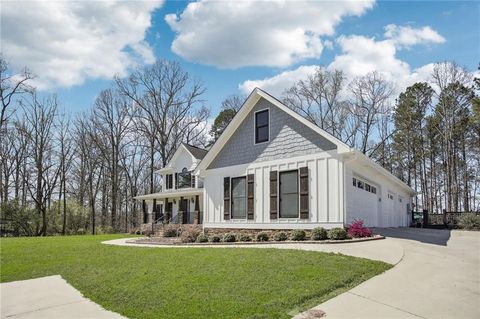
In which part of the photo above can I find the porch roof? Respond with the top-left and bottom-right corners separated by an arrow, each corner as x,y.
134,188 -> 203,200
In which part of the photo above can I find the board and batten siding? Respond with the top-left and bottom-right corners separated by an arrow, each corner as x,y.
203,152 -> 344,229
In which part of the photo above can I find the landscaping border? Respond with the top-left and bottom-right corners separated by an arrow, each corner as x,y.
128,234 -> 385,246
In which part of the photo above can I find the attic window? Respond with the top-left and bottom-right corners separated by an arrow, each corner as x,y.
255,109 -> 269,144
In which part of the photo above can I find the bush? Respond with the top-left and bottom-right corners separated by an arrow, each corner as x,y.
328,228 -> 348,240
274,232 -> 288,241
255,232 -> 269,241
223,233 -> 236,242
347,220 -> 373,238
291,229 -> 306,241
210,235 -> 221,243
143,229 -> 154,237
163,224 -> 181,237
196,233 -> 209,243
311,227 -> 328,240
458,213 -> 480,230
180,226 -> 201,243
237,234 -> 252,242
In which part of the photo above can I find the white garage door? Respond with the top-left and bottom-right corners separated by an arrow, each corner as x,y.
350,178 -> 378,227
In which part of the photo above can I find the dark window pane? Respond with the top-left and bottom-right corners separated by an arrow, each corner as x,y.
353,178 -> 356,186
357,181 -> 364,189
231,177 -> 246,219
256,110 -> 269,126
279,170 -> 298,218
256,126 -> 269,143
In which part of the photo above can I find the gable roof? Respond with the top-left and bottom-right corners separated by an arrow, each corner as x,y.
194,88 -> 414,195
156,143 -> 207,173
195,88 -> 351,174
182,143 -> 208,160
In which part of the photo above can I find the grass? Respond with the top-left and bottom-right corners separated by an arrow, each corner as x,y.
0,235 -> 391,319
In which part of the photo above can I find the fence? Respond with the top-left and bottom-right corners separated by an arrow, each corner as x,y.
412,210 -> 480,228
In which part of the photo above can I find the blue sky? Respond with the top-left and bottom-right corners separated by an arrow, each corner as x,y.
2,1 -> 478,118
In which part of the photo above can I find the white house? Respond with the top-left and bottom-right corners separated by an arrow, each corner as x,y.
136,88 -> 415,230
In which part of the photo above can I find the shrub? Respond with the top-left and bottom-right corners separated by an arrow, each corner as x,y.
328,228 -> 347,240
196,233 -> 209,243
143,229 -> 154,237
291,229 -> 306,241
237,234 -> 252,242
180,226 -> 201,243
458,213 -> 480,230
347,220 -> 373,238
223,233 -> 236,242
210,235 -> 221,243
256,232 -> 269,242
274,232 -> 288,241
163,224 -> 181,237
311,227 -> 328,240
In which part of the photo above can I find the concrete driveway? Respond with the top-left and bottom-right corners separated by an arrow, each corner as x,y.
296,228 -> 480,319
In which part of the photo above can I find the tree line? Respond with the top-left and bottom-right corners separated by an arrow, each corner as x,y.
1,55 -> 478,236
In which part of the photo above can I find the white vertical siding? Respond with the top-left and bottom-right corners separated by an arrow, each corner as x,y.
202,152 -> 345,229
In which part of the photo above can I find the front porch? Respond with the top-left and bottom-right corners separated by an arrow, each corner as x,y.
135,188 -> 204,226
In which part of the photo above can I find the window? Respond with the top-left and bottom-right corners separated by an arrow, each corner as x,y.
357,181 -> 364,190
388,193 -> 394,200
177,168 -> 191,189
165,174 -> 173,190
371,186 -> 377,194
365,183 -> 371,192
279,170 -> 299,218
255,109 -> 269,143
353,178 -> 357,187
231,177 -> 247,219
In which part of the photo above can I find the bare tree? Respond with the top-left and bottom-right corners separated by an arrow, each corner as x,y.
0,55 -> 33,131
348,72 -> 394,154
115,60 -> 208,193
20,92 -> 60,236
90,89 -> 132,230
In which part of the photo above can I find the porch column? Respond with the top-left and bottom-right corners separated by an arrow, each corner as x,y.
165,197 -> 170,224
178,196 -> 184,224
194,195 -> 200,224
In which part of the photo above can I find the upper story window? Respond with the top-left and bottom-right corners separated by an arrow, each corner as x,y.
165,174 -> 173,190
177,167 -> 192,189
255,109 -> 269,144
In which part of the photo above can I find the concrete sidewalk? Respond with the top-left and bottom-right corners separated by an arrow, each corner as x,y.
0,275 -> 126,319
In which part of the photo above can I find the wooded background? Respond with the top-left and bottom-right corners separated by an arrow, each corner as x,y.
1,56 -> 479,236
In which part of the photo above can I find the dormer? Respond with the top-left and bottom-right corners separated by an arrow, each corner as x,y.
156,143 -> 208,191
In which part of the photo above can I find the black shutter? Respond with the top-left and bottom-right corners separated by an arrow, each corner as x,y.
270,171 -> 278,220
174,173 -> 178,189
224,177 -> 230,220
247,174 -> 254,220
191,175 -> 196,188
299,167 -> 309,219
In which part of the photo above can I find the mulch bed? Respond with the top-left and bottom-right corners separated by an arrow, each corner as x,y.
128,235 -> 385,246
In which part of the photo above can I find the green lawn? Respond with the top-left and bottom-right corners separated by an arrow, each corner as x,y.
0,235 -> 391,319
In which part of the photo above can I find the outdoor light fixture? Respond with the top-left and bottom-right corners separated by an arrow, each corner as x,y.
191,198 -> 195,203
173,199 -> 176,204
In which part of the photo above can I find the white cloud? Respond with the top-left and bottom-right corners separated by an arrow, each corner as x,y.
166,0 -> 375,68
240,25 -> 447,97
384,24 -> 446,48
239,65 -> 318,96
1,0 -> 164,90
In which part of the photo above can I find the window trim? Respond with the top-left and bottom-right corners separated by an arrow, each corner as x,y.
254,108 -> 270,144
230,176 -> 247,220
278,169 -> 300,219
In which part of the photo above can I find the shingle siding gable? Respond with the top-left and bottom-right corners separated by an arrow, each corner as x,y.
208,98 -> 337,169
